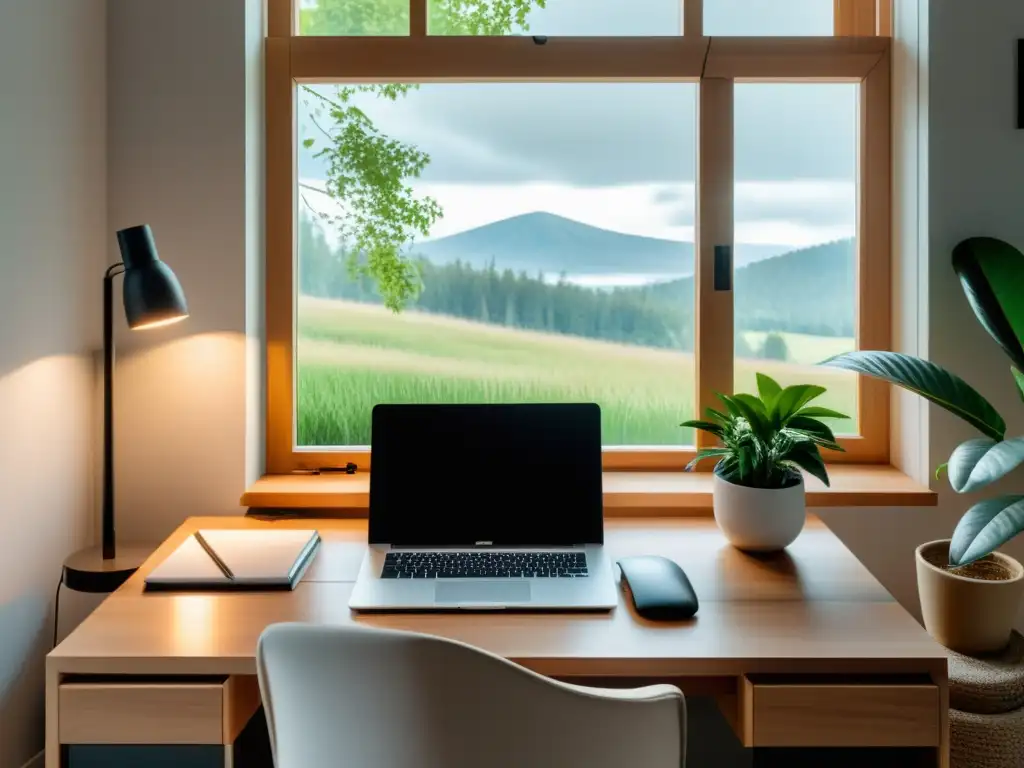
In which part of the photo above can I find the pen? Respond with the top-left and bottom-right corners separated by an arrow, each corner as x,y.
194,532 -> 234,580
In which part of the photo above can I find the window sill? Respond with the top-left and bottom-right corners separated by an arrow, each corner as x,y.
241,465 -> 935,513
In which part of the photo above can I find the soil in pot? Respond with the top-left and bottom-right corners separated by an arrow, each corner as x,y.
921,547 -> 1018,582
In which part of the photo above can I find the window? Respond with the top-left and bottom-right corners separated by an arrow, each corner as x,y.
296,83 -> 697,448
267,0 -> 892,473
732,83 -> 859,436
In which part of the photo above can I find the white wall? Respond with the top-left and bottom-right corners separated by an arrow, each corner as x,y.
821,0 -> 1024,628
0,2 -> 106,765
107,0 -> 264,546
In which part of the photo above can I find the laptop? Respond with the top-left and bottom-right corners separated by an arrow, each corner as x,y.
349,403 -> 618,611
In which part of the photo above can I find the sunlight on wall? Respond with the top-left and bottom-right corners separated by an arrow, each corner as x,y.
0,353 -> 94,764
0,354 -> 93,604
113,332 -> 251,544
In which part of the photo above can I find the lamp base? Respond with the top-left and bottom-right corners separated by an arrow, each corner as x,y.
62,545 -> 151,594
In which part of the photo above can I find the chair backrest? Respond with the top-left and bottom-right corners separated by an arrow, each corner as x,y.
257,622 -> 686,768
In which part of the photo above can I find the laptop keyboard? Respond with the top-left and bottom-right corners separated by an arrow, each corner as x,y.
382,551 -> 588,579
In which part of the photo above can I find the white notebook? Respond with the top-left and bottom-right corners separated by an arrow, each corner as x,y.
145,529 -> 320,591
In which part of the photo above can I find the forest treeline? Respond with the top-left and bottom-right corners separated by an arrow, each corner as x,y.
299,216 -> 854,359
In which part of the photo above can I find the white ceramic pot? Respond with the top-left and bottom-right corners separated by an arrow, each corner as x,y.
916,539 -> 1024,654
712,472 -> 806,552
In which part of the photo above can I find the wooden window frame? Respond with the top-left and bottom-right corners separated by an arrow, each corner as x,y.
265,0 -> 892,474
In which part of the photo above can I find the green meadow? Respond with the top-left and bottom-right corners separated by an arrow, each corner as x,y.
298,297 -> 858,447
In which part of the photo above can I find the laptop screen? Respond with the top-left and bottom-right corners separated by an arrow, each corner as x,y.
369,404 -> 603,546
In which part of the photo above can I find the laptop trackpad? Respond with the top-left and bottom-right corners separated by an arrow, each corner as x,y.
435,581 -> 531,604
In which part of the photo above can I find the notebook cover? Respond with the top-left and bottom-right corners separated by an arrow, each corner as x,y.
145,529 -> 320,591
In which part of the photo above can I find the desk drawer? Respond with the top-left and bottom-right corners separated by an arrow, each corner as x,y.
59,676 -> 260,745
738,676 -> 940,747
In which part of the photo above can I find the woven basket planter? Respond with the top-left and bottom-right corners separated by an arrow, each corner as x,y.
949,630 -> 1024,767
951,706 -> 1024,768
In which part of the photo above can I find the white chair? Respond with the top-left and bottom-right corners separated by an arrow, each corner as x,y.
257,622 -> 686,768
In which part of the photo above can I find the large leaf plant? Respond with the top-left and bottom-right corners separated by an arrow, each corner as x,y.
683,374 -> 848,489
824,237 -> 1024,567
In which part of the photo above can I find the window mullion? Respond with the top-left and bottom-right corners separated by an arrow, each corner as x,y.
876,0 -> 893,36
695,77 -> 734,455
270,0 -> 294,38
684,0 -> 703,37
411,0 -> 427,37
834,0 -> 877,37
266,38 -> 297,474
853,47 -> 892,461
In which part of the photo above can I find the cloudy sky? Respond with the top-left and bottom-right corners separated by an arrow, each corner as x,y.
300,0 -> 856,251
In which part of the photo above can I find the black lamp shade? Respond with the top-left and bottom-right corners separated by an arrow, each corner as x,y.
116,225 -> 188,329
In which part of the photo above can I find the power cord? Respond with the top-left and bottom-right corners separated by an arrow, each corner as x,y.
290,462 -> 358,476
52,569 -> 64,648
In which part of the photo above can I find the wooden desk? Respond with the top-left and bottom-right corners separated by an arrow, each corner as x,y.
47,516 -> 949,767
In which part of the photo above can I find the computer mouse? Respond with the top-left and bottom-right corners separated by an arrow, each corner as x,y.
617,556 -> 699,621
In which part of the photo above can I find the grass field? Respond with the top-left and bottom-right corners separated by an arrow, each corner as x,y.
740,331 -> 855,366
298,297 -> 858,446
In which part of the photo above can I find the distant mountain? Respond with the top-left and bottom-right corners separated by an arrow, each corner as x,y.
646,238 -> 856,337
735,238 -> 855,336
301,207 -> 857,346
413,212 -> 791,277
413,212 -> 694,276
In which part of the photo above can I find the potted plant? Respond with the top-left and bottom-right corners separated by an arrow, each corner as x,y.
823,236 -> 1024,654
683,374 -> 848,551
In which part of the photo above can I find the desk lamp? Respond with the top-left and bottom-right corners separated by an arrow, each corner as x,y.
62,225 -> 189,595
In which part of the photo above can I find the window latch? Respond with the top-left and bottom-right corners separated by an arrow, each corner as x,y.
714,245 -> 732,291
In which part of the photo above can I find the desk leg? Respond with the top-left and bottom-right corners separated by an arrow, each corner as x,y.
936,670 -> 950,768
45,666 -> 62,768
753,747 -> 935,767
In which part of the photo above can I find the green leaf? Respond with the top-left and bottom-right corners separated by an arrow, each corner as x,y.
705,407 -> 731,426
785,443 -> 831,487
947,438 -> 995,490
680,420 -> 724,437
772,384 -> 827,425
715,456 -> 739,483
787,416 -> 837,444
722,394 -> 772,439
717,393 -> 743,419
783,418 -> 843,452
302,138 -> 316,149
949,495 -> 1024,565
822,351 -> 1006,441
947,436 -> 1024,493
733,392 -> 768,418
795,406 -> 850,420
297,84 -> 442,311
684,448 -> 731,472
952,237 -> 1024,371
935,463 -> 948,480
736,443 -> 751,480
756,373 -> 783,411
1013,367 -> 1024,403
